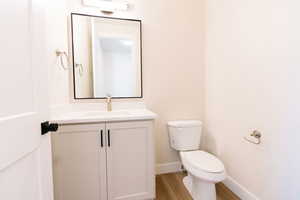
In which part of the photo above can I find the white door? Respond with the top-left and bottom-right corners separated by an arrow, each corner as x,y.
0,0 -> 52,200
52,124 -> 107,200
106,121 -> 155,200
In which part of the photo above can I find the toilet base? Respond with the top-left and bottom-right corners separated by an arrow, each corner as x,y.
183,174 -> 216,200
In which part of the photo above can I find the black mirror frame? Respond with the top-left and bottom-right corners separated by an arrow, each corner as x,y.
71,13 -> 143,100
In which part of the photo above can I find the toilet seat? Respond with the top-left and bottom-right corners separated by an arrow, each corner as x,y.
180,151 -> 226,183
181,151 -> 224,173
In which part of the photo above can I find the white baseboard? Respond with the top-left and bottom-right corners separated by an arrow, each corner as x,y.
156,162 -> 260,200
223,176 -> 260,200
156,162 -> 182,175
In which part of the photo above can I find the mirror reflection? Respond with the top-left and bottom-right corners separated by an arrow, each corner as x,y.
71,13 -> 142,99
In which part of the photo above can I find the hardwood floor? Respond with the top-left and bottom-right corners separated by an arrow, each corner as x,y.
156,172 -> 240,200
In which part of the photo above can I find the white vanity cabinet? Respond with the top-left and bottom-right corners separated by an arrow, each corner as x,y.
52,120 -> 155,200
106,121 -> 155,200
52,123 -> 107,200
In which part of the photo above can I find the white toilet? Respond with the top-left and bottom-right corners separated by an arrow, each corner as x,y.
168,120 -> 226,200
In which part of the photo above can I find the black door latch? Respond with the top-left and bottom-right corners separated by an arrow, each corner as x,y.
41,121 -> 58,135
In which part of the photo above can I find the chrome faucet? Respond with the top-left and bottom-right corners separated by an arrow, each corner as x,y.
106,95 -> 112,112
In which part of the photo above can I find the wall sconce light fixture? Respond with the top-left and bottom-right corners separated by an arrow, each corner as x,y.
82,0 -> 129,13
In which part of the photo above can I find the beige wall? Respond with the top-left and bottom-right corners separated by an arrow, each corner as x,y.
137,0 -> 205,163
47,0 -> 205,164
45,0 -> 69,106
205,0 -> 300,199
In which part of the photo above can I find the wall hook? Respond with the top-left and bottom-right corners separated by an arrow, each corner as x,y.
244,130 -> 262,144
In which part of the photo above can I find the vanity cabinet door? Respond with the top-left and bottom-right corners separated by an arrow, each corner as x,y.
106,121 -> 155,200
52,124 -> 107,200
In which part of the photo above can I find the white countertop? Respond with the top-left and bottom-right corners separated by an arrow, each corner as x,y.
51,109 -> 157,124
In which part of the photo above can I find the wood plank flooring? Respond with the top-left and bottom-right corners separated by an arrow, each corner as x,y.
156,172 -> 240,200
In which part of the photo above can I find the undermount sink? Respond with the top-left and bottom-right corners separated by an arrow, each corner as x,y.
51,109 -> 156,124
78,111 -> 130,117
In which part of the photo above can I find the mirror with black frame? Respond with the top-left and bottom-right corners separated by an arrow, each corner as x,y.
71,13 -> 142,99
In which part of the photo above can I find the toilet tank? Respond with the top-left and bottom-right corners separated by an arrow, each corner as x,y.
168,120 -> 202,151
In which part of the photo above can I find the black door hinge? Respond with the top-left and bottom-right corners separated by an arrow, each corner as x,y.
41,121 -> 58,135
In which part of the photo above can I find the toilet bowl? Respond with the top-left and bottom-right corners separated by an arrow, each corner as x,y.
180,151 -> 226,200
167,120 -> 226,200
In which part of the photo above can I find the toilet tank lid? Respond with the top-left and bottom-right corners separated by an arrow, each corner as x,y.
168,120 -> 202,128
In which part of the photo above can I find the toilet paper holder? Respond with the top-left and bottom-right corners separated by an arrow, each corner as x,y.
244,130 -> 262,144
